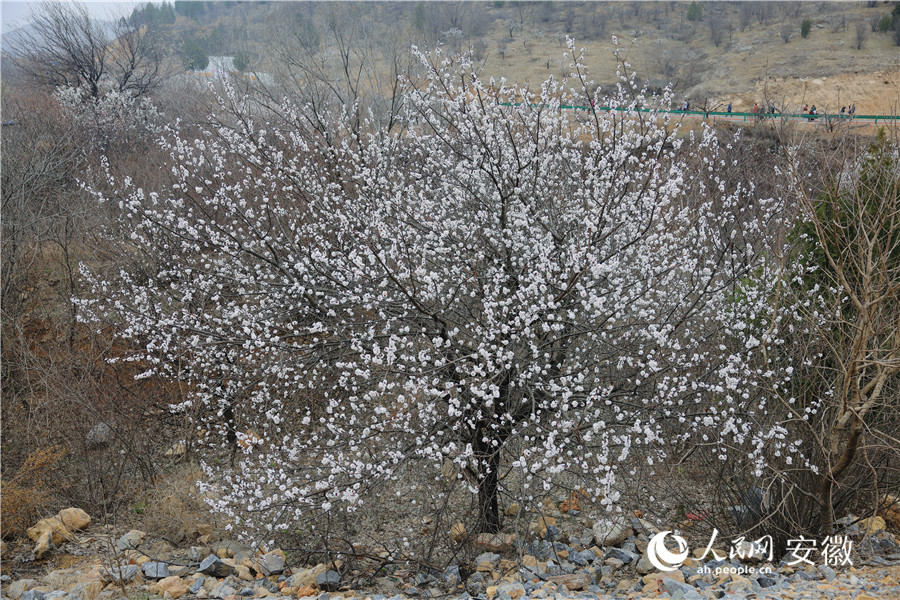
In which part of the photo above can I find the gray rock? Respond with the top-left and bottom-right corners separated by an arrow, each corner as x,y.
442,566 -> 460,585
20,591 -> 45,600
239,588 -> 254,596
404,587 -> 419,596
662,578 -> 702,600
475,552 -> 500,568
116,530 -> 145,550
592,517 -> 631,547
257,551 -> 285,576
569,552 -> 588,566
819,565 -> 836,581
208,583 -> 237,599
496,583 -> 525,600
43,592 -> 67,600
6,579 -> 39,600
189,577 -> 205,594
86,422 -> 113,446
103,564 -> 140,583
141,562 -> 170,580
199,554 -> 234,577
757,576 -> 777,588
316,570 -> 341,592
635,554 -> 655,574
606,547 -> 637,564
189,546 -> 207,562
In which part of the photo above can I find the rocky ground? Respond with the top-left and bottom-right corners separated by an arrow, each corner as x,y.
3,505 -> 900,600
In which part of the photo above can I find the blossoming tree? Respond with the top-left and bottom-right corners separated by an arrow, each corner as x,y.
82,48 -> 797,545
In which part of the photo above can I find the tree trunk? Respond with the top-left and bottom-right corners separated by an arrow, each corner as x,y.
477,445 -> 501,533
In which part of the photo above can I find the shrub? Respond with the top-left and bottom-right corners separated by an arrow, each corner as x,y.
687,1 -> 703,22
801,18 -> 812,38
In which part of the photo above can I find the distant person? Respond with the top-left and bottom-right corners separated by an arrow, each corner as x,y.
811,105 -> 817,115
727,102 -> 732,113
850,104 -> 856,115
752,103 -> 759,113
841,106 -> 846,114
802,104 -> 809,113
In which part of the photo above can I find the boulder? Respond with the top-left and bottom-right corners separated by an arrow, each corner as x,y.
152,576 -> 189,599
592,517 -> 631,547
287,564 -> 327,589
141,562 -> 170,580
101,565 -> 140,584
116,529 -> 145,550
57,509 -> 90,532
27,518 -> 70,546
86,423 -> 113,446
6,580 -> 40,600
256,551 -> 285,576
315,570 -> 341,592
860,516 -> 886,534
198,554 -> 234,578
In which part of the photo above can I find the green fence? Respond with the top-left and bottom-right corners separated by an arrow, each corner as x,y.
497,102 -> 900,124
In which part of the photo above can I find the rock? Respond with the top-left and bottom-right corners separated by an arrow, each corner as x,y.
20,591 -> 45,600
606,547 -> 636,564
592,517 -> 631,547
57,509 -> 90,531
86,423 -> 113,446
757,576 -> 777,588
496,582 -> 525,600
642,570 -> 685,592
164,443 -> 186,458
102,564 -> 140,583
208,583 -> 237,599
546,573 -> 590,591
529,517 -> 557,539
257,551 -> 285,576
450,523 -> 467,543
287,565 -> 327,589
235,565 -> 254,581
475,533 -> 516,552
69,579 -> 103,600
860,516 -> 886,534
819,565 -> 836,582
189,577 -> 205,594
296,586 -> 317,598
662,578 -> 702,600
116,529 -> 145,550
635,554 -> 655,574
881,494 -> 900,529
142,562 -> 170,580
199,554 -> 235,577
7,580 -> 40,600
605,557 -> 624,569
27,518 -> 70,545
504,503 -> 521,516
476,552 -> 501,571
152,576 -> 189,599
315,570 -> 341,592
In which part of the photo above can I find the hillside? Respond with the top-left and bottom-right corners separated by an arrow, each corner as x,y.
127,1 -> 900,115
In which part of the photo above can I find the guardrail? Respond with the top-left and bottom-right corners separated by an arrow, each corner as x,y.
497,102 -> 900,124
